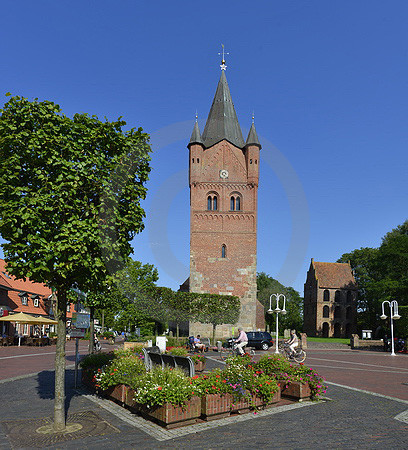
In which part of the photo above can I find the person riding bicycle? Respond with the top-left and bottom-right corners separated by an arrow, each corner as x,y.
234,327 -> 248,356
285,329 -> 299,358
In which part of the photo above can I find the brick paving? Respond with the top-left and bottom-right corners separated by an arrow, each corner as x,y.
0,344 -> 407,448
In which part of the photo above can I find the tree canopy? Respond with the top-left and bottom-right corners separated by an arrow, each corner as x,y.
0,95 -> 151,430
338,219 -> 408,335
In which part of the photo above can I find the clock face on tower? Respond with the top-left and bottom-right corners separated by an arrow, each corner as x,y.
219,169 -> 229,179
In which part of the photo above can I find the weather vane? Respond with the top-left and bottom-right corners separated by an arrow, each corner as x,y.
218,44 -> 229,71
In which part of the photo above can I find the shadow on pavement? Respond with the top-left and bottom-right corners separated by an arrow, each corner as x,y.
36,369 -> 81,418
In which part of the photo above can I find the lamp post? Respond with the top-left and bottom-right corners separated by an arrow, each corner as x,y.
380,300 -> 401,356
267,294 -> 286,354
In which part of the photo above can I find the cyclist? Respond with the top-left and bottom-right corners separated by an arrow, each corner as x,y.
234,327 -> 248,355
285,329 -> 299,358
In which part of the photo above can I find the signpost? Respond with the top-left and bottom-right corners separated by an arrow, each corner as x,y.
71,312 -> 90,388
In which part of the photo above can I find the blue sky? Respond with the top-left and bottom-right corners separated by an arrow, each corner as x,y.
1,1 -> 407,295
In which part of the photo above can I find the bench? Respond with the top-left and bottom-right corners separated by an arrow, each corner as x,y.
143,349 -> 195,377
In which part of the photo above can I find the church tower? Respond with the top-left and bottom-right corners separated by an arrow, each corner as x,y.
187,55 -> 264,337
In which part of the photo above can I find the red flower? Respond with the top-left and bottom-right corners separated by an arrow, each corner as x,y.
157,386 -> 162,391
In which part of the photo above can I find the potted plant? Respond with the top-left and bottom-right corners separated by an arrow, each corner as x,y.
132,367 -> 201,428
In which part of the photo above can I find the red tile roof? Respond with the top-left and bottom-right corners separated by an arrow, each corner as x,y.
0,259 -> 52,297
312,260 -> 357,289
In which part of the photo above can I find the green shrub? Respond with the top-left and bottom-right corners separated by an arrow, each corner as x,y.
166,346 -> 188,356
95,355 -> 146,390
80,352 -> 115,371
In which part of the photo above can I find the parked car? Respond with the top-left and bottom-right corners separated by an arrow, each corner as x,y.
246,331 -> 274,350
224,331 -> 274,351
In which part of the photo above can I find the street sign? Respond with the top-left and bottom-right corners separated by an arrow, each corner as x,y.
72,313 -> 90,329
70,329 -> 86,338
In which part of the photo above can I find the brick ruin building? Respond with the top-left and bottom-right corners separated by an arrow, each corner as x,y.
303,259 -> 358,338
182,59 -> 265,338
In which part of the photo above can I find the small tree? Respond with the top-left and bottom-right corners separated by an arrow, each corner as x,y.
192,293 -> 241,344
0,95 -> 151,430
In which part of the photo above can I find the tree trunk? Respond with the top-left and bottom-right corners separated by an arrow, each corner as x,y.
176,323 -> 179,338
212,324 -> 216,346
54,288 -> 67,431
89,306 -> 95,354
101,309 -> 105,333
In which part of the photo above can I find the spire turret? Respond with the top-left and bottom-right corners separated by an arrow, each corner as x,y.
201,70 -> 245,149
188,120 -> 203,147
245,122 -> 261,148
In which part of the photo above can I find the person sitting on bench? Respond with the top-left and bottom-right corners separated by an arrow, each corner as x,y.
194,335 -> 205,352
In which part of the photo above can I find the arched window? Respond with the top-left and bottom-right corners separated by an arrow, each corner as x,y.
207,194 -> 218,211
323,290 -> 330,302
230,193 -> 242,211
323,305 -> 329,318
346,291 -> 352,303
221,245 -> 226,258
334,306 -> 341,319
322,322 -> 329,338
335,290 -> 341,303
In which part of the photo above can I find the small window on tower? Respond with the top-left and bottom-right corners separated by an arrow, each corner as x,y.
230,197 -> 235,211
255,160 -> 257,164
221,245 -> 226,258
207,196 -> 212,210
192,158 -> 195,163
250,159 -> 253,164
213,196 -> 217,210
197,158 -> 199,163
236,197 -> 241,211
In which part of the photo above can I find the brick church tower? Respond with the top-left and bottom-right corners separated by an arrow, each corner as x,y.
186,58 -> 265,338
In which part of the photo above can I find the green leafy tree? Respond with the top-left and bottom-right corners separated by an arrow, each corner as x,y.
0,95 -> 151,430
192,293 -> 241,344
257,272 -> 303,333
338,219 -> 408,333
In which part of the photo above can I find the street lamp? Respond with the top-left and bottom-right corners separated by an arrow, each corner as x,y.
267,294 -> 286,354
380,300 -> 401,356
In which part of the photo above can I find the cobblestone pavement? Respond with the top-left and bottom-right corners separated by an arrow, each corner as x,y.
0,344 -> 407,448
0,368 -> 406,448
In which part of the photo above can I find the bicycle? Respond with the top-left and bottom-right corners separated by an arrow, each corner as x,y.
220,341 -> 256,361
279,343 -> 306,363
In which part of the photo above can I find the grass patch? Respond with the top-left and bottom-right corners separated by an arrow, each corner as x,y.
307,337 -> 349,344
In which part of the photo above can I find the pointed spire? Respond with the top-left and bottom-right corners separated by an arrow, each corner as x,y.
245,121 -> 261,148
189,120 -> 203,147
202,71 -> 245,149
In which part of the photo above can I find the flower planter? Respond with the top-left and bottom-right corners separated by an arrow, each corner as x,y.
104,384 -> 126,405
280,381 -> 311,400
230,392 -> 252,414
201,393 -> 231,420
123,386 -> 138,411
138,396 -> 201,429
81,369 -> 96,389
263,389 -> 282,408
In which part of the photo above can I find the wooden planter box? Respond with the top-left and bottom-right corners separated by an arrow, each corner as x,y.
123,386 -> 138,411
104,384 -> 126,405
280,381 -> 311,400
138,396 -> 201,429
201,393 -> 231,420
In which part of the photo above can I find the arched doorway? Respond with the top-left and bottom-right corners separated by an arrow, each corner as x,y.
334,322 -> 341,338
322,322 -> 329,338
